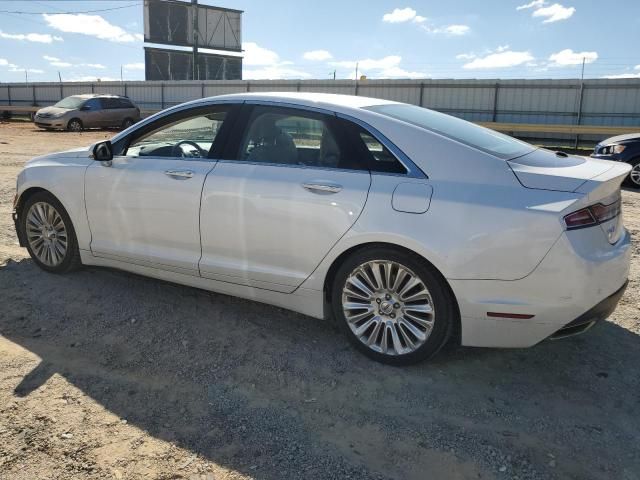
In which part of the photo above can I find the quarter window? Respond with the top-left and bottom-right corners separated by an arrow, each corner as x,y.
126,111 -> 227,158
358,131 -> 407,174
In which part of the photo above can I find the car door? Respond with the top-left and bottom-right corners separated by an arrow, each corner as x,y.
85,104 -> 236,275
198,104 -> 372,293
79,98 -> 104,128
100,98 -> 122,127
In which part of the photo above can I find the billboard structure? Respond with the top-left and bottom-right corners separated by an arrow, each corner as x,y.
145,47 -> 242,81
143,0 -> 242,80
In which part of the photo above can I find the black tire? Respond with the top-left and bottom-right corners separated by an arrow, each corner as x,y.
331,246 -> 455,365
121,117 -> 134,129
67,118 -> 83,132
625,158 -> 640,189
20,191 -> 82,274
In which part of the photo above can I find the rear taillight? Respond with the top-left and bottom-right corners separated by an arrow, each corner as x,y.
564,199 -> 621,230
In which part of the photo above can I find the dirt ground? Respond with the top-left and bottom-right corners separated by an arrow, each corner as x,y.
0,121 -> 638,480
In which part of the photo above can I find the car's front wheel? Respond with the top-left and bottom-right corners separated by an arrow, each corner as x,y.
628,158 -> 640,189
67,118 -> 83,132
20,192 -> 81,273
331,247 -> 455,365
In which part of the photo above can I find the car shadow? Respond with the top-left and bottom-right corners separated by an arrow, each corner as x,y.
1,258 -> 639,479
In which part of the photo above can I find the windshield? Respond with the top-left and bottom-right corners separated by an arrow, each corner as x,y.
53,96 -> 86,109
366,104 -> 535,160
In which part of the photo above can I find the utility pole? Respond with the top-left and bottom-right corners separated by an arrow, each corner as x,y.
355,62 -> 359,81
333,70 -> 336,80
120,65 -> 123,82
24,70 -> 28,84
574,56 -> 586,149
192,0 -> 198,80
58,71 -> 62,83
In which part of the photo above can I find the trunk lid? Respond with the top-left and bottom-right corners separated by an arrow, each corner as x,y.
507,148 -> 614,192
509,149 -> 631,245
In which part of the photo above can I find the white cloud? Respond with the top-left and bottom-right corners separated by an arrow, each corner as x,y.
434,24 -> 470,35
0,30 -> 63,43
43,14 -> 142,42
603,73 -> 640,79
533,3 -> 575,22
382,7 -> 422,23
383,8 -> 467,34
456,53 -> 476,60
303,50 -> 333,61
0,58 -> 8,66
516,0 -> 545,10
10,67 -> 44,74
548,49 -> 597,66
330,55 -> 427,79
43,55 -> 106,69
123,62 -> 145,71
517,1 -> 576,23
243,66 -> 311,80
67,75 -> 118,82
242,41 -> 280,66
463,50 -> 534,69
241,42 -> 309,79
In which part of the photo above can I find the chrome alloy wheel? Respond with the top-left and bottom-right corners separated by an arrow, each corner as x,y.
25,202 -> 68,267
341,260 -> 435,356
630,163 -> 640,187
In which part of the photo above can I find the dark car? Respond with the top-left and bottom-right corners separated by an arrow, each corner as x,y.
591,133 -> 640,188
34,94 -> 140,132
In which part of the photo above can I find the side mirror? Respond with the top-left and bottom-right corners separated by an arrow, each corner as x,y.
80,105 -> 91,111
92,141 -> 113,162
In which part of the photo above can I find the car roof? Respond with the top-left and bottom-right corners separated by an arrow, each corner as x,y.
194,92 -> 399,112
69,94 -> 128,99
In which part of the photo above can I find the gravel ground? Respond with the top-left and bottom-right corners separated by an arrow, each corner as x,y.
0,121 -> 639,480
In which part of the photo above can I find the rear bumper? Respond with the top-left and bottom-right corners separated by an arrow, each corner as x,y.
451,227 -> 631,348
549,280 -> 627,339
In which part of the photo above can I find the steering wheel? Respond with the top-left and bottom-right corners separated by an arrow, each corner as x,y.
171,140 -> 208,158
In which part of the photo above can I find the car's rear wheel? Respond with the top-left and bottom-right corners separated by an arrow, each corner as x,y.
67,118 -> 83,132
628,159 -> 640,188
20,192 -> 81,273
331,247 -> 455,365
121,117 -> 134,129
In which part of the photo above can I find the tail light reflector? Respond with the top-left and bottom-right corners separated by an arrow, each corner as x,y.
564,199 -> 621,230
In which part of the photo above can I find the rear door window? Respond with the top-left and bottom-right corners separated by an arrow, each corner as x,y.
233,105 -> 367,171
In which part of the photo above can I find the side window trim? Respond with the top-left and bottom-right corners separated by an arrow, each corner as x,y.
335,112 -> 426,179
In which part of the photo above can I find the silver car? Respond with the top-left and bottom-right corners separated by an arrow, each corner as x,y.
13,92 -> 631,365
34,94 -> 140,131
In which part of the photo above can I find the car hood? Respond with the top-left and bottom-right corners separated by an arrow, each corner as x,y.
25,147 -> 92,167
507,148 -> 615,192
597,133 -> 640,145
36,106 -> 72,115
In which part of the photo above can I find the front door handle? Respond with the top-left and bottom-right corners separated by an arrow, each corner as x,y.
302,182 -> 343,194
164,169 -> 194,179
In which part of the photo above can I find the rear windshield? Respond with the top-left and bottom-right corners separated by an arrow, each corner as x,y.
54,96 -> 85,109
365,104 -> 535,160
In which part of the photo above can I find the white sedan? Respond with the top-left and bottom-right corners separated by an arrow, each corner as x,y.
12,93 -> 631,365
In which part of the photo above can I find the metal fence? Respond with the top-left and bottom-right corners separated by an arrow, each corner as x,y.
2,78 -> 640,144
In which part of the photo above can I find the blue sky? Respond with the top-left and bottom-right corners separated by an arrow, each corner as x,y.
0,0 -> 639,82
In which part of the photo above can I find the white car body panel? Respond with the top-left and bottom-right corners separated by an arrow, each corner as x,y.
14,92 -> 632,350
199,161 -> 371,293
85,156 -> 215,274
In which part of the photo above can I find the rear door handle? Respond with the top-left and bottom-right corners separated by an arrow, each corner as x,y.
302,182 -> 343,194
164,169 -> 194,179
